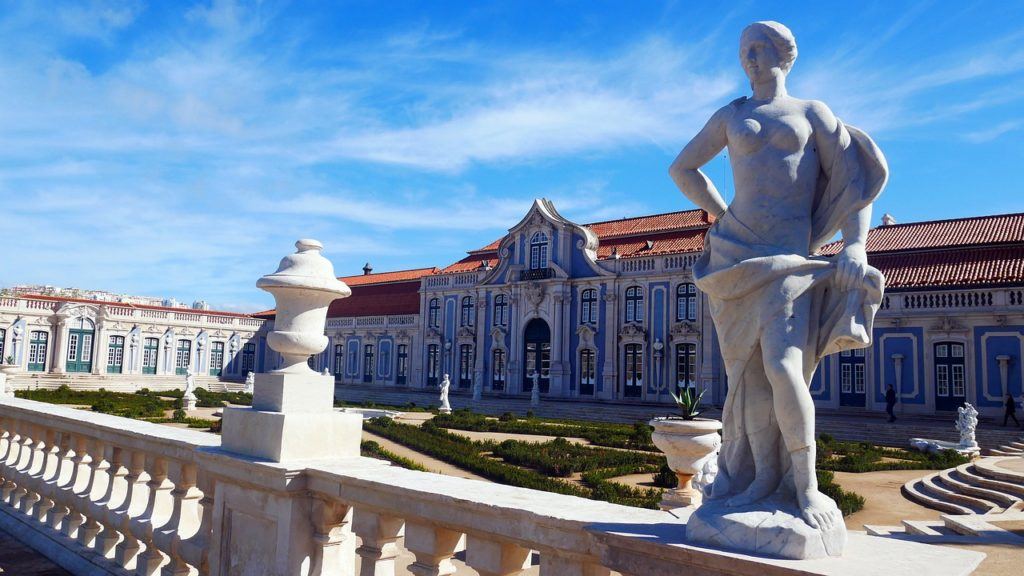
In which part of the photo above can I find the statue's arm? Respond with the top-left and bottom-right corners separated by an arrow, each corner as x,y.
810,100 -> 871,290
668,105 -> 732,218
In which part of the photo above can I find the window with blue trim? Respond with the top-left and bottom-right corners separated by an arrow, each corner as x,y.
581,289 -> 597,324
625,286 -> 644,323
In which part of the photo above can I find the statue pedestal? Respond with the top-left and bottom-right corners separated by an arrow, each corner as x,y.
687,495 -> 846,560
222,372 -> 362,462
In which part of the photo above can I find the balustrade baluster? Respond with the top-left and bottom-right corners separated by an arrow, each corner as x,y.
405,522 -> 461,576
310,497 -> 354,575
160,461 -> 202,575
96,446 -> 129,558
10,421 -> 36,509
464,535 -> 532,576
78,438 -> 110,549
2,420 -> 24,503
61,435 -> 92,540
32,429 -> 60,523
114,451 -> 149,570
17,423 -> 46,515
47,432 -> 76,532
135,456 -> 173,576
354,510 -> 404,576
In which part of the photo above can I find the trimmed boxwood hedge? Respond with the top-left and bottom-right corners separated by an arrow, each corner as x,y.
431,410 -> 657,451
17,386 -> 171,419
816,434 -> 969,473
360,440 -> 428,471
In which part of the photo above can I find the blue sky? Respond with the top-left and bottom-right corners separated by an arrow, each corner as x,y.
1,0 -> 1022,312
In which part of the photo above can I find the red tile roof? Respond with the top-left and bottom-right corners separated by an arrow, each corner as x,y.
339,267 -> 440,287
327,280 -> 422,318
585,209 -> 713,239
872,245 -> 1024,290
17,294 -> 257,318
451,209 -> 714,270
819,212 -> 1024,255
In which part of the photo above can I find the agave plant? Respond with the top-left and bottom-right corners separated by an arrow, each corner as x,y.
669,387 -> 705,420
3,355 -> 13,365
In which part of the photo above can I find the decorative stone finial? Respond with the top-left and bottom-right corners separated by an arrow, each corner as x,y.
257,239 -> 351,373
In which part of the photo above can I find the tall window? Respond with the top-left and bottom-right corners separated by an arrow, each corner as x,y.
624,343 -> 643,397
333,344 -> 344,378
530,232 -> 548,269
428,298 -> 440,328
459,344 -> 474,388
396,344 -> 408,385
460,296 -> 475,327
492,349 -> 506,390
427,344 -> 440,386
107,335 -> 125,374
210,341 -> 225,376
0,328 -> 5,361
241,342 -> 256,374
625,286 -> 644,323
143,337 -> 159,374
676,283 -> 698,321
493,294 -> 508,326
675,343 -> 697,393
839,348 -> 866,395
176,339 -> 192,375
935,342 -> 966,399
579,349 -> 596,395
379,341 -> 391,377
363,344 -> 374,382
581,289 -> 597,324
347,344 -> 358,375
28,331 -> 48,372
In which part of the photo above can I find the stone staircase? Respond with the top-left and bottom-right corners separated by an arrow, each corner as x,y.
986,437 -> 1024,457
7,372 -> 244,394
867,456 -> 1024,546
900,456 -> 1024,515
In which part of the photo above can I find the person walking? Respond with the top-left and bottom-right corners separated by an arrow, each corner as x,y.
1003,394 -> 1020,427
885,385 -> 897,423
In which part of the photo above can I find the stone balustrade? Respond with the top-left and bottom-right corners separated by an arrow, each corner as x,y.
0,397 -> 986,575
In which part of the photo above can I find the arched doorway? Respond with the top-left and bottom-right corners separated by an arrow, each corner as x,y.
66,317 -> 95,373
523,318 -> 551,394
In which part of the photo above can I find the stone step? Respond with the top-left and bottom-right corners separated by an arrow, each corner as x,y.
863,524 -> 904,537
956,463 -> 1024,500
901,520 -> 952,536
1008,441 -> 1024,449
987,448 -> 1023,456
973,458 -> 1024,486
919,474 -> 998,514
901,479 -> 974,515
941,511 -> 1024,543
944,469 -> 1021,509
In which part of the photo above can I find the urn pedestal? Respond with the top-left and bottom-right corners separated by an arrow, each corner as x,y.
649,417 -> 722,510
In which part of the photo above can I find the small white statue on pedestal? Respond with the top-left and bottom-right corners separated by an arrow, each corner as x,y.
530,371 -> 541,407
322,367 -> 331,377
956,403 -> 979,450
243,371 -> 255,394
439,374 -> 452,414
183,369 -> 197,411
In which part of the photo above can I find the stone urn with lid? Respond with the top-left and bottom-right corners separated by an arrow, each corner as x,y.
257,239 -> 352,374
649,417 -> 722,509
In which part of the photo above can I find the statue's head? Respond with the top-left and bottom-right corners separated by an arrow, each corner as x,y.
739,21 -> 797,84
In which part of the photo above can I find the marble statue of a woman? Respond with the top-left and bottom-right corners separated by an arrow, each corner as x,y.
669,21 -> 887,559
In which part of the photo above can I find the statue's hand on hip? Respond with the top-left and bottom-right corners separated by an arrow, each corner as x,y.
835,244 -> 869,293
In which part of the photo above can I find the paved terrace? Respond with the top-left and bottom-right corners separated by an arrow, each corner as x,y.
334,384 -> 1024,451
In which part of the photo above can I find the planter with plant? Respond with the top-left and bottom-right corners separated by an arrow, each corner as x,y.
0,355 -> 17,397
649,387 -> 722,509
1,355 -> 17,373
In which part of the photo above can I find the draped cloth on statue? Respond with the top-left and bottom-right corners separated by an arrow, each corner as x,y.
692,121 -> 888,501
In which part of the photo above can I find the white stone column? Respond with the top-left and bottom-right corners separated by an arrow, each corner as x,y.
601,289 -> 618,400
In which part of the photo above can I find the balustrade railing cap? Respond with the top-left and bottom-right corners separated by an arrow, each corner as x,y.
257,239 -> 352,297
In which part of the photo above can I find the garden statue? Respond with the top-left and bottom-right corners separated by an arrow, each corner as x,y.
956,403 -> 979,450
183,369 -> 198,411
244,371 -> 255,394
322,367 -> 331,377
530,371 -> 541,407
439,374 -> 452,413
669,20 -> 887,559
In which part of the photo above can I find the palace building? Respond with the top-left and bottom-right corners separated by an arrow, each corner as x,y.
300,200 -> 1024,420
0,294 -> 265,389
